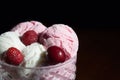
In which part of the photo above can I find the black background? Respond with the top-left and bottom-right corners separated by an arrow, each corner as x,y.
0,2 -> 120,30
0,3 -> 120,80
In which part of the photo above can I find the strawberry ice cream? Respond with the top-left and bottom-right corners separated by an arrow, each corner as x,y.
39,24 -> 79,57
11,21 -> 47,36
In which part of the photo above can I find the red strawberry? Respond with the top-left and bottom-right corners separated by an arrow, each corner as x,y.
5,47 -> 24,65
21,30 -> 38,45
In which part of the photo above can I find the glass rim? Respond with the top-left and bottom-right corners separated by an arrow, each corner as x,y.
0,56 -> 76,70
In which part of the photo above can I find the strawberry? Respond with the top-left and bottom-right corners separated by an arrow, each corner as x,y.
5,47 -> 24,65
21,30 -> 38,45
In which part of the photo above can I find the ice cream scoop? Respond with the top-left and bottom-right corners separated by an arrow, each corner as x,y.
39,24 -> 79,57
19,43 -> 47,76
11,21 -> 47,36
0,31 -> 26,54
22,42 -> 46,68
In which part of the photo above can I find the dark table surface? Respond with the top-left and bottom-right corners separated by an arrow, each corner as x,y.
75,28 -> 120,80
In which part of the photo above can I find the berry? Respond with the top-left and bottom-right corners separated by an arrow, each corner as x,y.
5,47 -> 24,65
47,46 -> 66,64
21,30 -> 38,45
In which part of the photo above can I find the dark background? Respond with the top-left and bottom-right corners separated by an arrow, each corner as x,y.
0,4 -> 120,80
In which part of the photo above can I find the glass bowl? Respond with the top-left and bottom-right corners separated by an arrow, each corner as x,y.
0,56 -> 77,80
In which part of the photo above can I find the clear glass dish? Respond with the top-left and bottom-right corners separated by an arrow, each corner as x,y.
0,56 -> 77,80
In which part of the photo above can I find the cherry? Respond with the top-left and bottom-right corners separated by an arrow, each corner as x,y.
47,46 -> 66,64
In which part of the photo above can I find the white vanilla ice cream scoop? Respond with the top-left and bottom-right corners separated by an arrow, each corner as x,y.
0,31 -> 26,54
19,43 -> 47,76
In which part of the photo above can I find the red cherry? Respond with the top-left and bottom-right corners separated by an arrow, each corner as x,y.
47,46 -> 66,64
21,30 -> 38,45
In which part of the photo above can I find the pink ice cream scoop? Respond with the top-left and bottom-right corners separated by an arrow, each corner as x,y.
11,21 -> 47,36
39,24 -> 79,57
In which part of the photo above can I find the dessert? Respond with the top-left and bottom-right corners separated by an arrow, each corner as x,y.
0,21 -> 79,80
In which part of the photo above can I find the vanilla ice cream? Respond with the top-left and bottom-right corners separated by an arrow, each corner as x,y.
0,31 -> 26,54
19,43 -> 47,76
